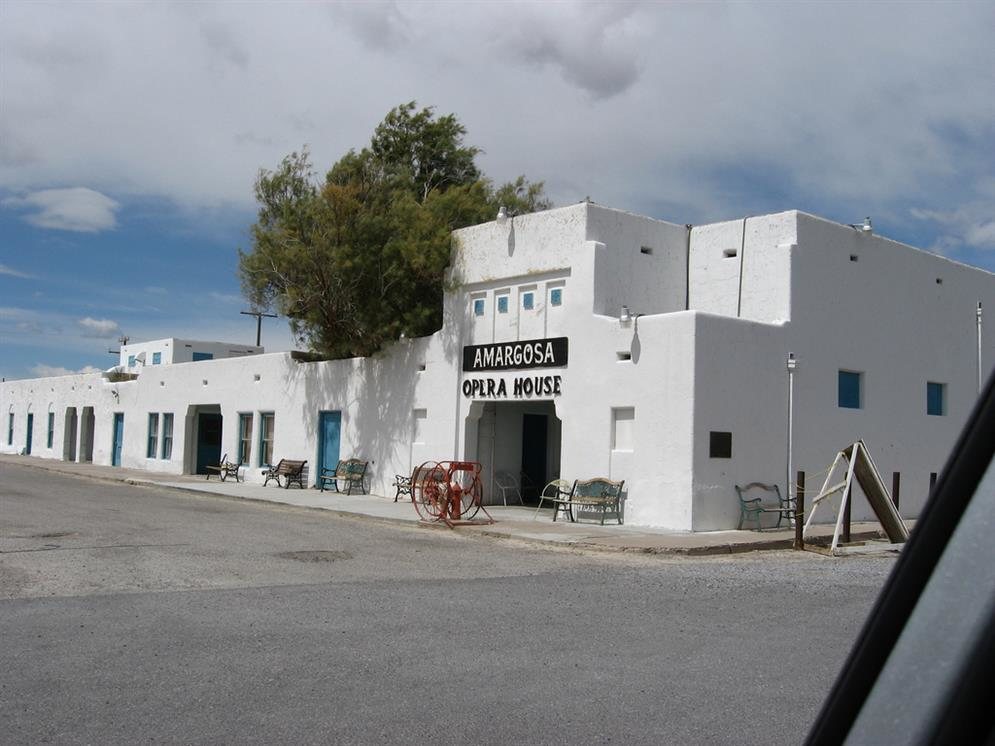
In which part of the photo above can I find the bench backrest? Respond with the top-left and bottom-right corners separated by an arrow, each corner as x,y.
571,478 -> 624,502
336,458 -> 367,477
275,459 -> 307,475
735,482 -> 782,505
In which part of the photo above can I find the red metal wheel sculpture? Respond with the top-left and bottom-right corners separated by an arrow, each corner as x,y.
410,460 -> 486,524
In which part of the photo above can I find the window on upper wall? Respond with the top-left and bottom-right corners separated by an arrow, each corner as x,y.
161,413 -> 174,460
152,352 -> 162,365
522,291 -> 534,310
472,298 -> 485,317
550,288 -> 563,307
192,352 -> 214,362
147,413 -> 159,458
238,413 -> 253,465
497,295 -> 509,314
259,412 -> 275,466
46,412 -> 54,448
838,370 -> 863,409
927,381 -> 946,416
127,355 -> 136,368
709,431 -> 732,458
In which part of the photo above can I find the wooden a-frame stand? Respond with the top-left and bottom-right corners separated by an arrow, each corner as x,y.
803,440 -> 910,555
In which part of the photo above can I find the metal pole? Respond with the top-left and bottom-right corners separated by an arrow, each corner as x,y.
978,302 -> 983,394
786,352 -> 797,531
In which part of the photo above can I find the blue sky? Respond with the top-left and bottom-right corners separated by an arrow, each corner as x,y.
2,1 -> 994,381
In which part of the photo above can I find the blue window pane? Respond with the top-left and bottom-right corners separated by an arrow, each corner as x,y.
152,352 -> 161,365
550,288 -> 562,306
838,370 -> 862,409
192,352 -> 214,361
473,299 -> 485,317
127,355 -> 136,368
927,382 -> 945,416
497,296 -> 508,314
523,292 -> 534,310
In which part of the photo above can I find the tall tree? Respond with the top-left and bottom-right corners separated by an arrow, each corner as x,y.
239,103 -> 550,358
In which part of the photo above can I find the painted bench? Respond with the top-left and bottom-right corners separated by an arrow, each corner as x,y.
263,459 -> 308,489
318,458 -> 368,495
735,482 -> 794,529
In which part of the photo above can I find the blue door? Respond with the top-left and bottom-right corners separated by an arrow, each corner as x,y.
25,413 -> 34,455
112,413 -> 124,466
318,411 -> 341,485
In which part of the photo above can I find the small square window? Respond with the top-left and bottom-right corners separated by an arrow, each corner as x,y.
497,296 -> 509,314
152,352 -> 162,365
709,431 -> 732,459
473,299 -> 485,317
127,355 -> 136,368
522,292 -> 534,310
927,381 -> 946,416
838,370 -> 863,409
550,288 -> 562,306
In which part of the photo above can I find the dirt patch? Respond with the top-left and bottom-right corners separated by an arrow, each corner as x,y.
29,531 -> 77,539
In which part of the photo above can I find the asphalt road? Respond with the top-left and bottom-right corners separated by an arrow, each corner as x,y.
0,464 -> 896,745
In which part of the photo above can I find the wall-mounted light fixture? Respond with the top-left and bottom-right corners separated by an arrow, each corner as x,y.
619,305 -> 632,325
496,206 -> 508,225
848,217 -> 873,234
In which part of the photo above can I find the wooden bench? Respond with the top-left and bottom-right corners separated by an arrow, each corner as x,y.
566,478 -> 626,525
318,458 -> 368,495
393,474 -> 412,502
263,459 -> 308,489
205,453 -> 240,483
735,482 -> 794,529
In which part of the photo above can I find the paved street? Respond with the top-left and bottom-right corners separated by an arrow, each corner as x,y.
1,464 -> 896,745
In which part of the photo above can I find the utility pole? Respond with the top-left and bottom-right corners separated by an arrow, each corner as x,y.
108,335 -> 130,356
241,310 -> 277,347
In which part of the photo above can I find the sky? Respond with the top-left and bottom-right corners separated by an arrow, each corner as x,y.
2,1 -> 994,381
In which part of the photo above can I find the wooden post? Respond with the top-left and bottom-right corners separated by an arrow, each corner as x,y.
794,470 -> 805,550
892,471 -> 901,511
842,487 -> 852,544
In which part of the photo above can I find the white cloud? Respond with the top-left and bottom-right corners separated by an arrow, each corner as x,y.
911,203 -> 995,254
78,316 -> 121,338
30,363 -> 102,377
3,187 -> 120,232
0,263 -> 33,278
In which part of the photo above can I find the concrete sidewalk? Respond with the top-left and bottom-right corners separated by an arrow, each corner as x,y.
0,454 -> 895,556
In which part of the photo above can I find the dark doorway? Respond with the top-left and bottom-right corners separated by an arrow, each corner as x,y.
195,413 -> 223,475
521,414 -> 548,503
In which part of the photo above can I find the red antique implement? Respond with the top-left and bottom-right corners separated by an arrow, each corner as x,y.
410,460 -> 494,527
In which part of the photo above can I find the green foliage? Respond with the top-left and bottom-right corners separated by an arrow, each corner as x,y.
239,103 -> 550,358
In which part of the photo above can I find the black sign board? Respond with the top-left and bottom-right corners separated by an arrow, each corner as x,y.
462,337 -> 568,372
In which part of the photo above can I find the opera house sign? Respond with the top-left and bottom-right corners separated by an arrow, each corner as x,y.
461,337 -> 567,399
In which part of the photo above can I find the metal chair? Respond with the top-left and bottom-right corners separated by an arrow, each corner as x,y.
493,471 -> 522,506
533,479 -> 573,521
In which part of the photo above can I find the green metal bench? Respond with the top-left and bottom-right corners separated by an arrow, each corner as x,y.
319,458 -> 368,495
735,482 -> 794,529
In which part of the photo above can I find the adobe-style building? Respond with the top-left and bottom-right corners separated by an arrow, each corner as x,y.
3,203 -> 993,530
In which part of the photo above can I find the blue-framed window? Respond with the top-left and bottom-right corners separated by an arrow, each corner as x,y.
927,381 -> 946,416
497,296 -> 509,314
259,412 -> 275,466
46,412 -> 55,448
161,414 -> 173,460
152,351 -> 162,365
127,355 -> 136,368
147,413 -> 159,458
192,352 -> 214,362
522,292 -> 534,310
550,288 -> 563,307
838,370 -> 862,409
238,413 -> 253,465
473,299 -> 485,317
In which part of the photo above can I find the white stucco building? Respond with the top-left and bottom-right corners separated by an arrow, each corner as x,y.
3,203 -> 993,530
